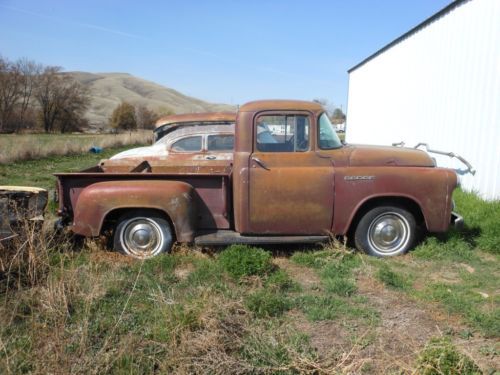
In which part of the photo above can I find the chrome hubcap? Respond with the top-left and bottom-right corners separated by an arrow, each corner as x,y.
368,212 -> 410,254
120,217 -> 164,258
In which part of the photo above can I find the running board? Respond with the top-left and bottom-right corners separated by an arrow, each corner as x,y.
194,230 -> 329,246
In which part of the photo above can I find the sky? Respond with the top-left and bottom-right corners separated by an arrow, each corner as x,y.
0,0 -> 451,109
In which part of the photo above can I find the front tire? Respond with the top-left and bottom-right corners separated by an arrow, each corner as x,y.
113,210 -> 173,259
354,206 -> 416,257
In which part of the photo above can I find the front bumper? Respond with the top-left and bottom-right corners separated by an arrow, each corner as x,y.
451,211 -> 464,230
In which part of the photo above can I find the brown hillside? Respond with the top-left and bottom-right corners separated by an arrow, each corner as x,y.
66,72 -> 235,128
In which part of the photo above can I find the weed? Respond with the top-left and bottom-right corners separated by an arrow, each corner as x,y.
416,336 -> 481,374
218,245 -> 273,280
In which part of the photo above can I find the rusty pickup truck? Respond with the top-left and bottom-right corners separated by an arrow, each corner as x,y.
55,100 -> 462,258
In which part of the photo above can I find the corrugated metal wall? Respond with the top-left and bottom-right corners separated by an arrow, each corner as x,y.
346,0 -> 500,200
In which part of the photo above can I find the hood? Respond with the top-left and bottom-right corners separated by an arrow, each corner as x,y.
110,144 -> 167,160
347,145 -> 434,167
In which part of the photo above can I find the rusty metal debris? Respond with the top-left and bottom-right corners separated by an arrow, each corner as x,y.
0,186 -> 48,242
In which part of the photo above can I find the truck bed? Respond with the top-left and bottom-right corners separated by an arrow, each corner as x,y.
55,165 -> 232,231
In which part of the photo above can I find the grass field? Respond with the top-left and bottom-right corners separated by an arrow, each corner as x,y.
0,132 -> 152,164
0,147 -> 498,374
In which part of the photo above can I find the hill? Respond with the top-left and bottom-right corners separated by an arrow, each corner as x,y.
66,72 -> 235,129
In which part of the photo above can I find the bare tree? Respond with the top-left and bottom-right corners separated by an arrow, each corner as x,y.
0,57 -> 21,132
15,58 -> 42,131
135,105 -> 158,129
56,80 -> 90,133
312,98 -> 336,117
35,67 -> 89,133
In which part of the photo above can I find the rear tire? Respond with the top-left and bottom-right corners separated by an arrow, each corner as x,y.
354,205 -> 416,257
113,210 -> 173,259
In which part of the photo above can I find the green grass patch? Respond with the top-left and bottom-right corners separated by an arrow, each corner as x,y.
453,189 -> 500,254
265,269 -> 301,293
245,289 -> 291,318
420,283 -> 499,337
294,295 -> 377,323
376,263 -> 412,290
416,336 -> 481,374
290,249 -> 333,268
218,245 -> 273,280
319,254 -> 360,296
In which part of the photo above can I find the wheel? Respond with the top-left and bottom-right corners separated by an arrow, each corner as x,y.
354,206 -> 416,257
113,210 -> 173,259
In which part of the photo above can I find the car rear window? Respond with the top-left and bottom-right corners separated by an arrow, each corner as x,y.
171,136 -> 202,152
207,134 -> 234,151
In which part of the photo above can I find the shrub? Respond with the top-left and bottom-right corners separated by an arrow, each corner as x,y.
416,337 -> 481,374
218,245 -> 272,280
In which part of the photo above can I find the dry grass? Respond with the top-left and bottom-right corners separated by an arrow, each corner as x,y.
0,131 -> 152,164
0,203 -> 496,373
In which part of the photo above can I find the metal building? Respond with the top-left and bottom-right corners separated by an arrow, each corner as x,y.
346,0 -> 500,200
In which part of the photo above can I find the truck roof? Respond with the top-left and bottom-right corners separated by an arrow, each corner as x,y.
239,100 -> 324,113
155,112 -> 236,128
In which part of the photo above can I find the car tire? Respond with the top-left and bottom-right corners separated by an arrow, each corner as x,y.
113,210 -> 173,259
354,205 -> 416,257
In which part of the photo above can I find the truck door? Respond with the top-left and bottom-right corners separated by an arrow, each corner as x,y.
247,113 -> 334,235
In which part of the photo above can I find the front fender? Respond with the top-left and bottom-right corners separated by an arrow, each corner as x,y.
72,180 -> 196,241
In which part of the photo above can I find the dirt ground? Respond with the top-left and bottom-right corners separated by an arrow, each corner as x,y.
276,257 -> 499,374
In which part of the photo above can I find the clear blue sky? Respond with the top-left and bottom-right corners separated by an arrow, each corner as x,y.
0,0 -> 450,108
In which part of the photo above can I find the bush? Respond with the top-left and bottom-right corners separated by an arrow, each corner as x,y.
218,245 -> 273,280
245,289 -> 291,318
416,337 -> 481,374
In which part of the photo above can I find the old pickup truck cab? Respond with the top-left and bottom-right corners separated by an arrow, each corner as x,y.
55,100 -> 462,258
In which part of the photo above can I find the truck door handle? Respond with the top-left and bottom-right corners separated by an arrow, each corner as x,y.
251,157 -> 270,170
206,155 -> 216,160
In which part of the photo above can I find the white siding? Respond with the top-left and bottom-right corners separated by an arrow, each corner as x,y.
346,0 -> 500,200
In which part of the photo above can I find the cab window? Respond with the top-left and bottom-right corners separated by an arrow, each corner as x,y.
256,115 -> 309,152
171,136 -> 202,152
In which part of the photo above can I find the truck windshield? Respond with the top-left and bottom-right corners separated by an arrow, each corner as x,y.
318,113 -> 342,149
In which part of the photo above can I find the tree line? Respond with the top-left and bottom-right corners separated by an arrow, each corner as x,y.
0,56 -> 90,133
109,102 -> 172,132
0,55 -> 170,134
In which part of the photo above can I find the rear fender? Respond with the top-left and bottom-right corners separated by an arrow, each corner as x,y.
72,180 -> 196,241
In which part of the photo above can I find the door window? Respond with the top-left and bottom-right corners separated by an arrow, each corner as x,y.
256,115 -> 309,152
